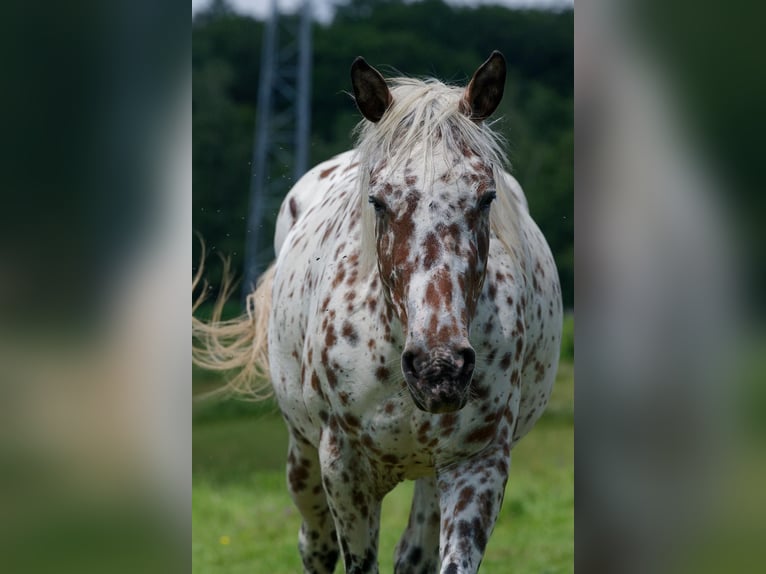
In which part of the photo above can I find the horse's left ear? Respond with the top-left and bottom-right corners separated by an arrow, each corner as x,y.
351,57 -> 393,123
462,51 -> 506,121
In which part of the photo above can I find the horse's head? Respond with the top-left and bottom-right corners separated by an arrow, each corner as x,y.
352,52 -> 507,413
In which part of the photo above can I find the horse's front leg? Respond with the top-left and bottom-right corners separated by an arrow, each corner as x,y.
436,442 -> 511,574
319,423 -> 382,574
286,435 -> 339,574
394,476 -> 441,574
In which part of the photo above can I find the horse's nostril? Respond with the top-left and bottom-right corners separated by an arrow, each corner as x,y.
459,347 -> 476,380
402,350 -> 418,379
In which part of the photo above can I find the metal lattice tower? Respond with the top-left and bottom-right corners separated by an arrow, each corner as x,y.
243,0 -> 312,296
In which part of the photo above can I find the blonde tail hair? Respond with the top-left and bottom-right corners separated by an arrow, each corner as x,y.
192,245 -> 274,399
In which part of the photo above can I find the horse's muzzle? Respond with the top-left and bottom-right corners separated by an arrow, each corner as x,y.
401,344 -> 476,413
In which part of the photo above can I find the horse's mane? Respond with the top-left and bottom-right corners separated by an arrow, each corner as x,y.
354,77 -> 525,274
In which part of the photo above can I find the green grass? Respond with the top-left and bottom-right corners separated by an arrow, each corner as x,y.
193,360 -> 573,573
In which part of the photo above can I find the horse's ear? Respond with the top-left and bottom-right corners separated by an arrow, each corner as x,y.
351,57 -> 392,123
462,51 -> 506,121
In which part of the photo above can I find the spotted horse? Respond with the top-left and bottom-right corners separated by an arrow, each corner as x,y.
194,51 -> 562,574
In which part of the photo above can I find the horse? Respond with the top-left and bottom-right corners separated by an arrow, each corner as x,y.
193,51 -> 562,574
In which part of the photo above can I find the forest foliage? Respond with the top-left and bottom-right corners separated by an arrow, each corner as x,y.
193,0 -> 573,307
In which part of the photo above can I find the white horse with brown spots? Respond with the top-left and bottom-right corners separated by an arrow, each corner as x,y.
194,52 -> 562,574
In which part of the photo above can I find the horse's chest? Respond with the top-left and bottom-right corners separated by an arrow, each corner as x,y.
304,384 -> 507,483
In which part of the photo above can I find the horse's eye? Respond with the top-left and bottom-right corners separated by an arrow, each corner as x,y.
479,191 -> 497,211
368,195 -> 386,214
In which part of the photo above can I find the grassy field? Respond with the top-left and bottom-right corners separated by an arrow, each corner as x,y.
192,356 -> 573,574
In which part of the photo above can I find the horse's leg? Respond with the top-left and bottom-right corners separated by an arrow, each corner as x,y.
436,443 -> 511,574
394,476 -> 441,574
319,424 -> 382,574
286,434 -> 339,574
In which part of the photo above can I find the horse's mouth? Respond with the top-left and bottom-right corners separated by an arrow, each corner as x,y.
405,378 -> 471,413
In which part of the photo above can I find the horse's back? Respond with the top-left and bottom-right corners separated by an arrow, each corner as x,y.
274,150 -> 358,257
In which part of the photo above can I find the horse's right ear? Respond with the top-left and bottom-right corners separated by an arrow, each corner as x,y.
351,57 -> 392,123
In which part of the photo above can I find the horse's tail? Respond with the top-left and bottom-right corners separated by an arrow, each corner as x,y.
192,248 -> 274,400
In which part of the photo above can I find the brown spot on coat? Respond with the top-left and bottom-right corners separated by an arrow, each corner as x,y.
325,324 -> 337,348
342,412 -> 361,430
466,424 -> 495,444
440,413 -> 457,432
514,338 -> 523,361
320,165 -> 339,179
455,486 -> 476,513
341,321 -> 359,346
423,233 -> 440,269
